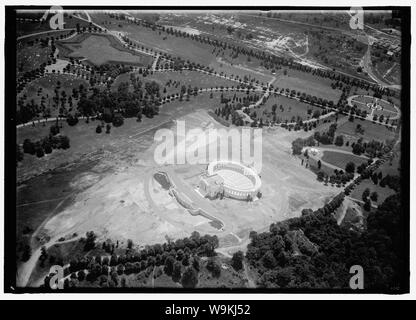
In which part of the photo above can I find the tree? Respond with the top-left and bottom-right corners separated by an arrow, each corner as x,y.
345,161 -> 356,174
164,256 -> 175,276
84,231 -> 96,251
206,258 -> 221,278
362,188 -> 370,201
112,115 -> 124,127
181,267 -> 198,288
58,135 -> 70,149
50,124 -> 60,136
172,261 -> 182,282
106,124 -> 111,134
16,144 -> 24,164
127,239 -> 133,250
231,251 -> 244,271
77,270 -> 85,281
363,199 -> 372,211
66,114 -> 79,126
335,135 -> 344,146
42,138 -> 52,154
192,256 -> 201,272
96,125 -> 102,133
21,244 -> 31,262
291,138 -> 304,155
262,250 -> 277,269
370,192 -> 378,202
372,173 -> 379,185
36,147 -> 45,158
23,139 -> 35,155
317,160 -> 322,170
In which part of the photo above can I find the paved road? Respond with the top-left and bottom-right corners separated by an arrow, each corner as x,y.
17,235 -> 81,287
17,28 -> 76,41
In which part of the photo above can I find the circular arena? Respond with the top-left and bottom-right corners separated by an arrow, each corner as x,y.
202,160 -> 262,200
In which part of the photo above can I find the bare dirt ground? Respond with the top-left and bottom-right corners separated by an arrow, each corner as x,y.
35,110 -> 337,260
17,91 -> 339,286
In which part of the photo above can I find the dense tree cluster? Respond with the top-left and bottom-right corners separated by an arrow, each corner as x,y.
291,135 -> 316,155
246,193 -> 405,290
21,129 -> 70,158
77,77 -> 161,125
351,138 -> 394,157
314,123 -> 337,145
44,231 -> 219,289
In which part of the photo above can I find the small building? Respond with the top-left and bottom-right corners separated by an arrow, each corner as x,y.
199,174 -> 224,199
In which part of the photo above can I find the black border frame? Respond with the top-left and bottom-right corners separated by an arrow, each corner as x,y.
4,5 -> 411,294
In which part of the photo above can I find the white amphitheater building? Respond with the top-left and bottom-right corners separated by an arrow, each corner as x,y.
199,160 -> 262,200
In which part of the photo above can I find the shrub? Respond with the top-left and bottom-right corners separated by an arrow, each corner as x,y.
231,251 -> 244,271
112,115 -> 124,127
66,114 -> 79,126
181,267 -> 198,288
206,258 -> 221,278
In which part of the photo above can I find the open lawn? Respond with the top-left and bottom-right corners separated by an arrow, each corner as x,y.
89,13 -> 274,85
17,43 -> 52,75
59,34 -> 153,66
309,159 -> 338,178
252,94 -> 322,123
337,118 -> 397,142
379,153 -> 401,177
373,60 -> 401,86
350,179 -> 396,205
17,73 -> 89,117
274,69 -> 342,102
321,150 -> 368,170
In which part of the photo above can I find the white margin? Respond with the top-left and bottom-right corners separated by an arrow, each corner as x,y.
0,0 -> 414,300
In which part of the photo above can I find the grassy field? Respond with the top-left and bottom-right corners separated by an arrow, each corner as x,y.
59,34 -> 153,66
18,73 -> 89,116
321,151 -> 368,169
112,70 -> 237,95
274,69 -> 342,102
89,13 -> 274,85
337,118 -> 397,142
15,159 -> 99,269
373,59 -> 401,85
379,154 -> 401,177
350,179 -> 396,205
252,95 -> 322,123
16,12 -> 89,38
17,43 -> 52,74
350,95 -> 399,119
16,159 -> 99,233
